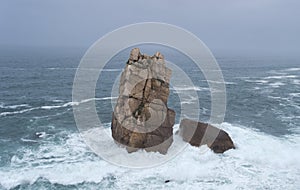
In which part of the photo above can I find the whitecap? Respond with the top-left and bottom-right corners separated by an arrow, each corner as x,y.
206,80 -> 236,85
40,105 -> 65,110
46,67 -> 76,70
292,79 -> 300,85
264,75 -> 297,79
225,82 -> 237,85
267,70 -> 287,75
0,138 -> 10,143
0,107 -> 39,116
268,82 -> 285,88
52,99 -> 64,103
180,95 -> 198,105
245,79 -> 269,84
172,86 -> 208,91
41,97 -> 118,110
289,93 -> 300,97
20,138 -> 38,143
0,97 -> 118,116
267,96 -> 290,101
1,123 -> 299,189
0,104 -> 30,109
282,68 -> 300,72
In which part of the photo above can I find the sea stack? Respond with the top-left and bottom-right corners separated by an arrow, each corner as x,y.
179,119 -> 235,153
111,48 -> 175,154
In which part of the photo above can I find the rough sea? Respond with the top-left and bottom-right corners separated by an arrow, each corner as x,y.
0,46 -> 299,189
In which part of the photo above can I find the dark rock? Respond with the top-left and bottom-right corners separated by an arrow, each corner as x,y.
111,48 -> 175,154
179,119 -> 235,153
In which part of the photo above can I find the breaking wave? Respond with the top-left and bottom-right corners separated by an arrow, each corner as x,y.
1,123 -> 299,189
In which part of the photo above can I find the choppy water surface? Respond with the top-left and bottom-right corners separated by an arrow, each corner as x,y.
0,47 -> 299,189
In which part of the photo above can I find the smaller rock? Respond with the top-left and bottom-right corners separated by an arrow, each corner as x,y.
179,119 -> 235,153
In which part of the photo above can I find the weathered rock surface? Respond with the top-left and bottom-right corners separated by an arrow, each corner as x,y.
111,48 -> 175,154
179,119 -> 235,153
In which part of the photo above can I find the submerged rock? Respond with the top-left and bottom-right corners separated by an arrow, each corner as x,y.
179,119 -> 235,153
111,48 -> 175,154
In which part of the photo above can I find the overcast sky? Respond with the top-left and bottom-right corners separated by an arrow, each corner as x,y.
1,0 -> 299,55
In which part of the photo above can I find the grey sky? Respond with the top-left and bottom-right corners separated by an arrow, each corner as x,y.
1,0 -> 299,55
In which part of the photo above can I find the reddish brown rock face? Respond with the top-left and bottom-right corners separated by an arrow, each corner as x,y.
111,48 -> 175,154
179,119 -> 235,153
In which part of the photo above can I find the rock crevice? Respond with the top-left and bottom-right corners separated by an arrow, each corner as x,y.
111,48 -> 175,154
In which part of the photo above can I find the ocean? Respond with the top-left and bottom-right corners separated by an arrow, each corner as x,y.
0,46 -> 299,189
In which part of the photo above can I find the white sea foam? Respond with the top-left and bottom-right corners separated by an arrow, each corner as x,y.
206,80 -> 237,85
264,75 -> 298,79
172,86 -> 209,92
41,97 -> 118,110
268,82 -> 285,88
282,67 -> 300,72
268,96 -> 290,101
0,97 -> 118,116
180,95 -> 198,105
180,100 -> 196,105
290,93 -> 300,97
40,105 -> 69,110
52,99 -> 64,103
0,107 -> 39,116
0,123 -> 299,189
0,104 -> 30,109
292,79 -> 300,85
244,79 -> 269,84
225,82 -> 237,85
46,67 -> 76,70
20,138 -> 39,143
267,70 -> 287,75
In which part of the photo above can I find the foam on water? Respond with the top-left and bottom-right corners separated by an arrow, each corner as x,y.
0,104 -> 30,109
282,67 -> 300,72
264,75 -> 298,79
46,67 -> 77,70
172,86 -> 209,92
206,80 -> 237,85
180,95 -> 198,105
0,107 -> 40,117
51,99 -> 64,103
292,79 -> 300,85
1,123 -> 299,189
289,93 -> 300,97
41,97 -> 118,110
268,82 -> 285,88
0,97 -> 118,116
244,79 -> 269,84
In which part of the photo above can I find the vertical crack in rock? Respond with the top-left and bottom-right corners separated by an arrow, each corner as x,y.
111,48 -> 175,154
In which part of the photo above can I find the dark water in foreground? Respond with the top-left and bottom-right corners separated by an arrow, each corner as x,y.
0,47 -> 299,189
